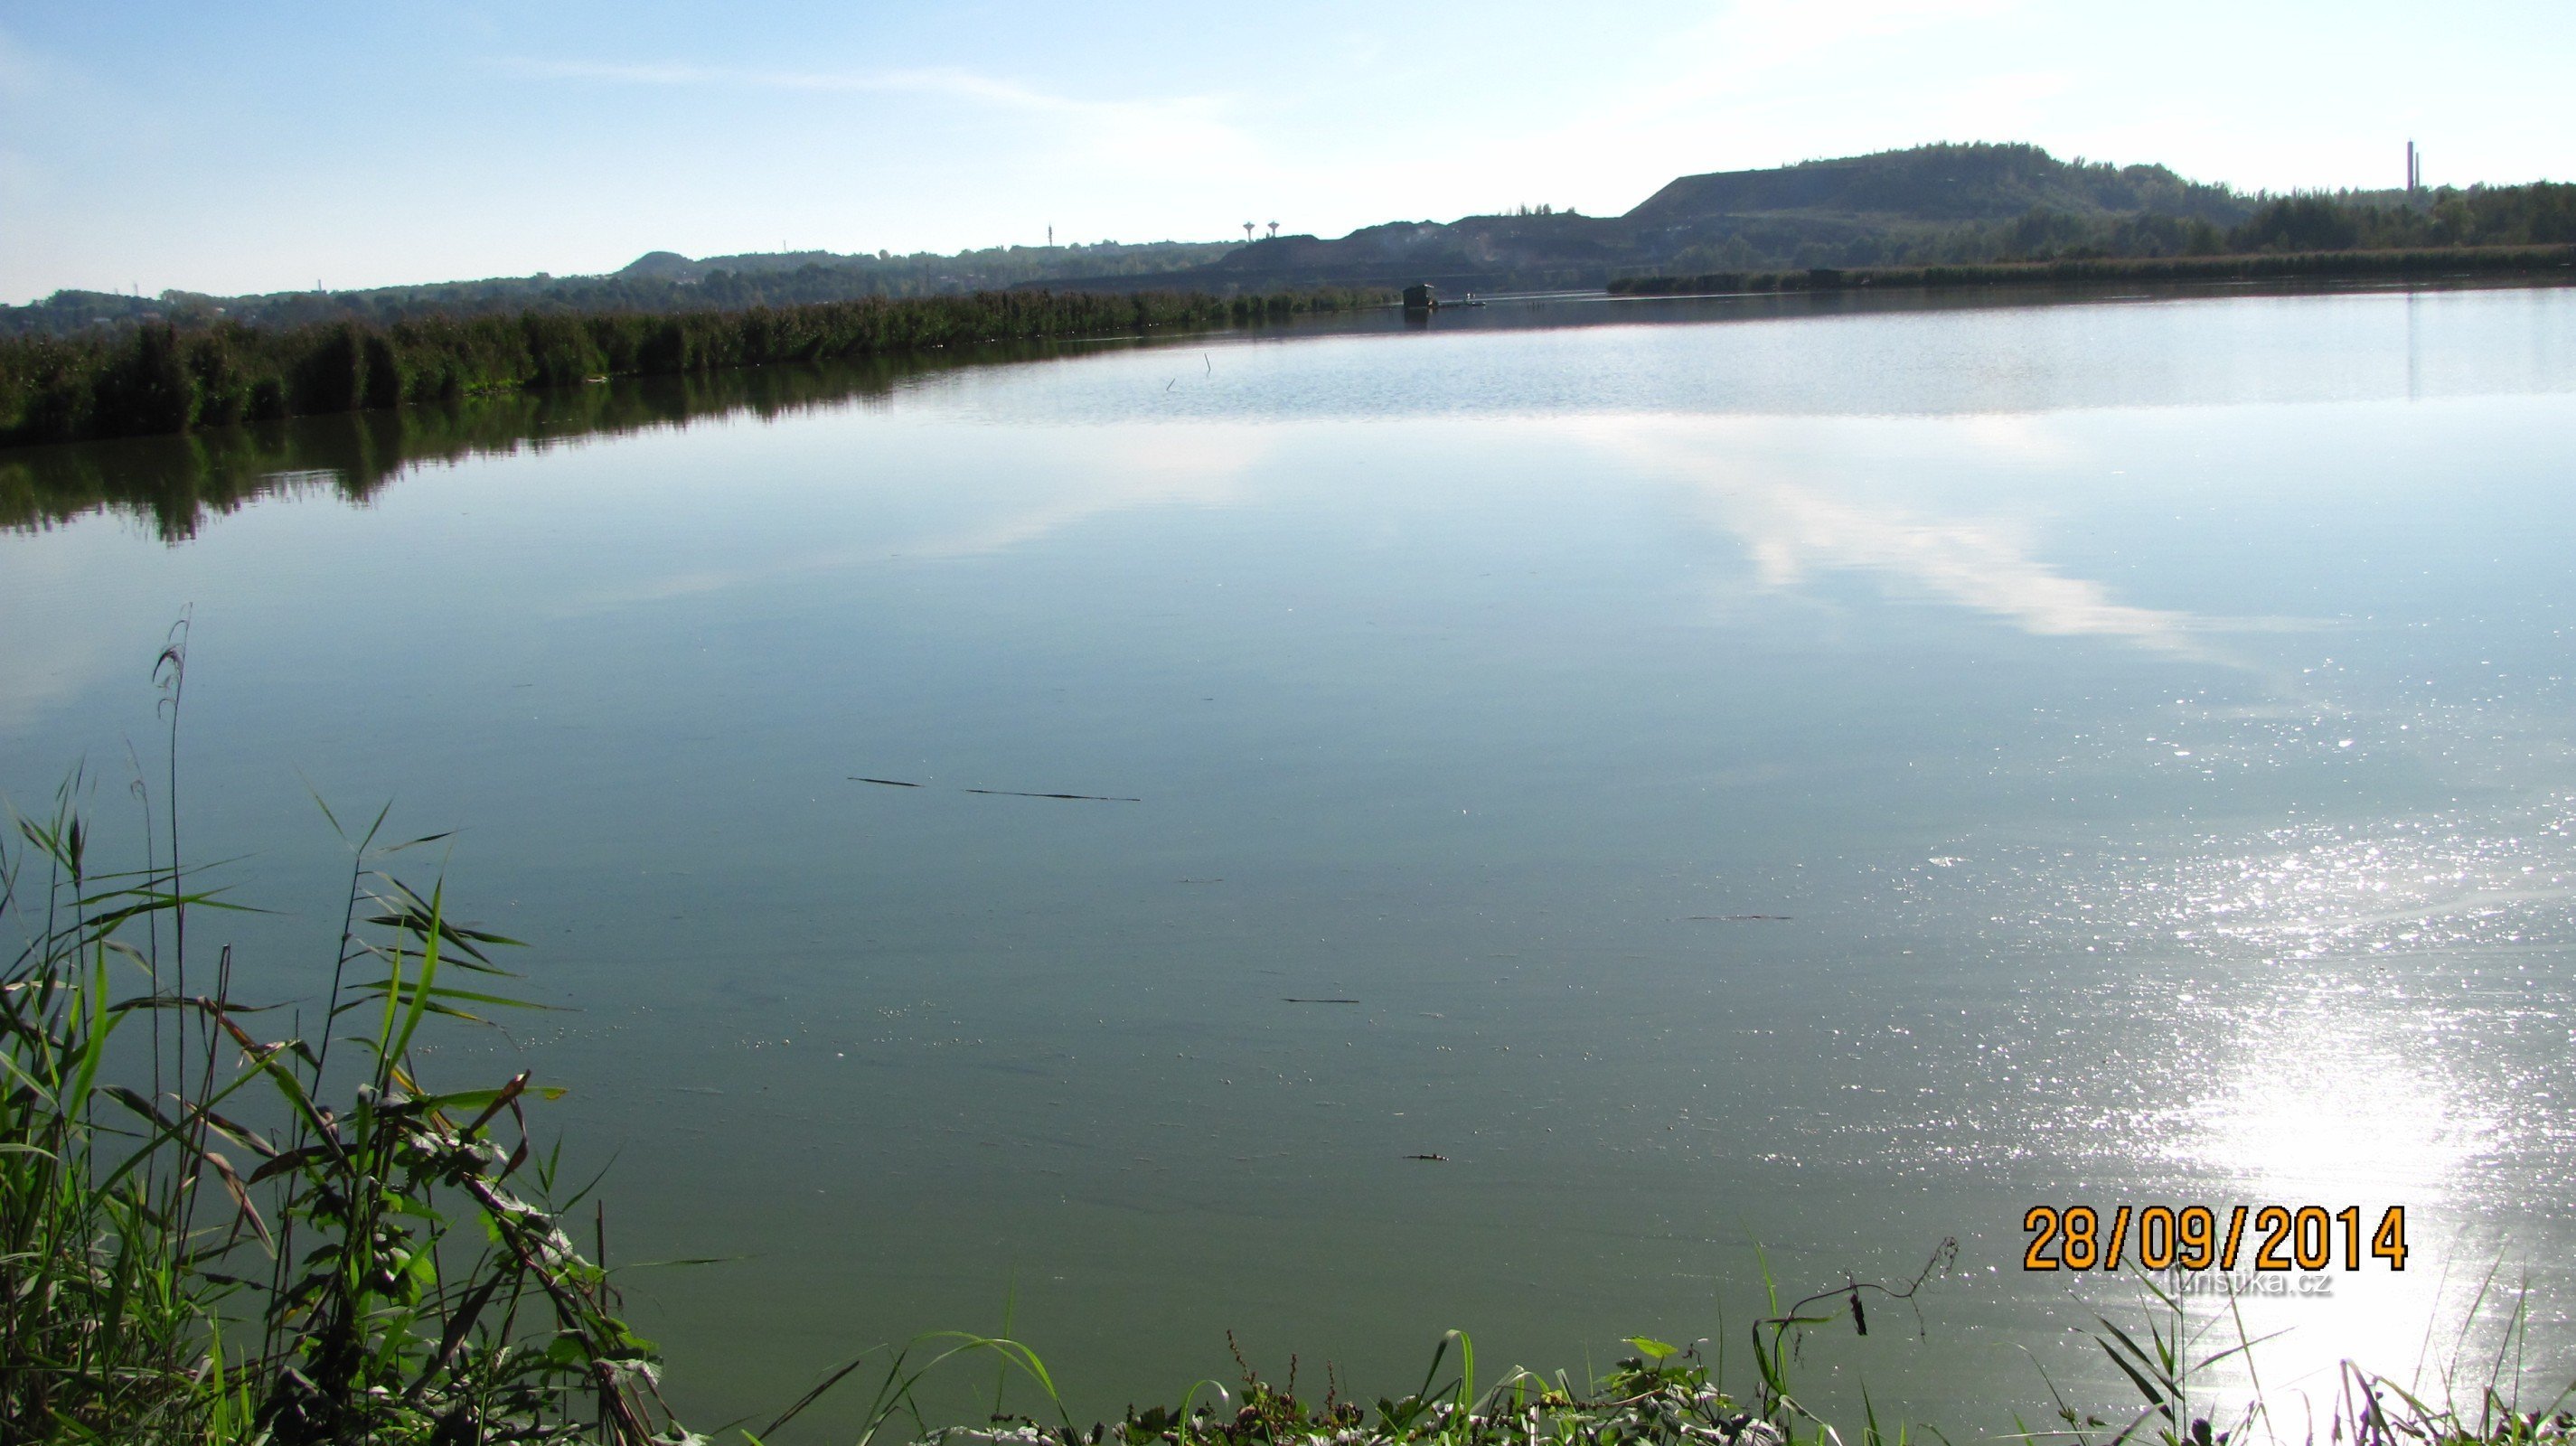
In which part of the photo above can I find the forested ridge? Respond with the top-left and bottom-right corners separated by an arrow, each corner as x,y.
1106,146 -> 2576,293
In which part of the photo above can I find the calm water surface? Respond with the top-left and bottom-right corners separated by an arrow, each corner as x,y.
5,286 -> 2573,1434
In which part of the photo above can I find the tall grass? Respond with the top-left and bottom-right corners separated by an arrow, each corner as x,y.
923,1277 -> 2572,1446
0,626 -> 672,1444
2024,1270 -> 2574,1446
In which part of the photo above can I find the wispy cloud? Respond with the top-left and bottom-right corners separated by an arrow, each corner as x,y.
1708,0 -> 2027,60
497,57 -> 1066,107
1429,0 -> 2062,216
490,57 -> 1247,166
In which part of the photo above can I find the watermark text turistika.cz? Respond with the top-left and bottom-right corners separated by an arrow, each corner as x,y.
2159,1269 -> 2334,1298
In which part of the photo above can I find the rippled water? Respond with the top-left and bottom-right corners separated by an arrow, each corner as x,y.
4,284 -> 2572,1434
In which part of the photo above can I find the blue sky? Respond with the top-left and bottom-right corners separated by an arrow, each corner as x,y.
4,0 -> 2569,303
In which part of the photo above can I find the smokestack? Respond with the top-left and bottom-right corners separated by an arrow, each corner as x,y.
2406,141 -> 2421,196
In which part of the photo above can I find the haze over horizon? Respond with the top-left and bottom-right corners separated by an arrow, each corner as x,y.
5,0 -> 2571,305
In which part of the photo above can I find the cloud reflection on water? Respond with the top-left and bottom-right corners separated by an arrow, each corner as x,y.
547,425 -> 1274,616
1574,414 -> 2292,664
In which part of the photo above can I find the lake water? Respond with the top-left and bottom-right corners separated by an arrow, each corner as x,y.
5,283 -> 2574,1436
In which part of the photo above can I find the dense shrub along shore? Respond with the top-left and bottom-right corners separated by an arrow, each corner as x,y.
1606,243 -> 2576,296
0,286 -> 1383,447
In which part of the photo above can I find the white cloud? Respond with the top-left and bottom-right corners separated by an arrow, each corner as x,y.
1357,0 -> 2060,230
1709,0 -> 2027,58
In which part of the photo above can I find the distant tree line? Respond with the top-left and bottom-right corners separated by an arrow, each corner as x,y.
2227,183 -> 2576,252
1650,181 -> 2576,276
0,286 -> 1384,448
1608,243 -> 2576,297
0,240 -> 1242,339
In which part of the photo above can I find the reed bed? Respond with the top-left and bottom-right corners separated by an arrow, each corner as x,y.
0,286 -> 1385,448
1,625 -> 675,1444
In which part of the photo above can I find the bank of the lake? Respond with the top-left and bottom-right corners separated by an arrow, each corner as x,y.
0,286 -> 1387,448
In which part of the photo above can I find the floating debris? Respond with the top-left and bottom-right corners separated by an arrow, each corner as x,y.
846,777 -> 1139,801
1683,915 -> 1793,922
1281,998 -> 1360,1005
1404,1153 -> 1449,1162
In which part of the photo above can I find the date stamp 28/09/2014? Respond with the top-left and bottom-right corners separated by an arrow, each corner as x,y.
2022,1205 -> 2408,1274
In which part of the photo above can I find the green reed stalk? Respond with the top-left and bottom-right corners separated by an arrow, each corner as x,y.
0,635 -> 672,1445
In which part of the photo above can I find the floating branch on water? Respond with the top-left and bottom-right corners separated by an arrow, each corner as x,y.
1282,998 -> 1361,1005
845,777 -> 1140,801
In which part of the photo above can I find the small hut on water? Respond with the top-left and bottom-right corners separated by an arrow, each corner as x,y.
1401,281 -> 1438,313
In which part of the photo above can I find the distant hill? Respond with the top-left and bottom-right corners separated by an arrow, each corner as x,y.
1626,143 -> 2244,227
604,239 -> 1232,286
8,143 -> 2566,335
1045,144 -> 2269,294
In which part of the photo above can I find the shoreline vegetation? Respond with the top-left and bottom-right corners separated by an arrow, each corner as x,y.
0,286 -> 1385,450
6,264 -> 2574,542
6,251 -> 2570,473
0,352 -> 967,540
1606,243 -> 2576,297
6,646 -> 2571,1445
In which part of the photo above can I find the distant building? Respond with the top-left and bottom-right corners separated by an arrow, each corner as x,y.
1402,281 -> 1438,313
